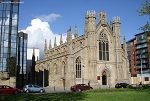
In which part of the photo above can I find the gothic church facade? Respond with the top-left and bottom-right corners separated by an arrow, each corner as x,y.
35,10 -> 130,88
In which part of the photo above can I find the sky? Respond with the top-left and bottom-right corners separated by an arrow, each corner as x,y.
18,0 -> 148,58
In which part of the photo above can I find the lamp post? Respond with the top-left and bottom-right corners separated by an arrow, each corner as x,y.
140,53 -> 143,84
81,57 -> 85,84
81,65 -> 85,84
43,68 -> 45,87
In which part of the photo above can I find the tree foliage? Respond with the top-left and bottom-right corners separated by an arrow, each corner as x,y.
139,1 -> 150,16
139,0 -> 150,32
7,57 -> 16,76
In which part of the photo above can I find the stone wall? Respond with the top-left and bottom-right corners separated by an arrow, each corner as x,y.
0,77 -> 16,87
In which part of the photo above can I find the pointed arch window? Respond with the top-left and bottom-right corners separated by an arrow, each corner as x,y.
76,57 -> 81,78
99,33 -> 109,61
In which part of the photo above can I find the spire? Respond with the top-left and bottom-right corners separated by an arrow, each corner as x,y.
112,16 -> 120,24
123,36 -> 128,56
123,36 -> 126,49
37,56 -> 39,61
112,16 -> 121,34
32,48 -> 35,61
44,39 -> 47,51
33,48 -> 35,56
31,48 -> 36,84
67,26 -> 72,42
54,37 -> 57,47
84,14 -> 88,35
123,36 -> 126,43
49,39 -> 52,49
99,11 -> 107,27
74,26 -> 78,38
60,34 -> 63,44
85,10 -> 96,35
110,21 -> 113,30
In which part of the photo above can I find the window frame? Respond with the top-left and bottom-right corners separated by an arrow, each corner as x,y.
99,33 -> 109,61
75,57 -> 81,78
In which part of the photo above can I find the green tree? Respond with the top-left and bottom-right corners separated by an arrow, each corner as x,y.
7,57 -> 17,76
139,0 -> 150,31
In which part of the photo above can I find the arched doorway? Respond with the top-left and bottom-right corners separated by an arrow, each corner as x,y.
102,71 -> 107,85
101,69 -> 110,86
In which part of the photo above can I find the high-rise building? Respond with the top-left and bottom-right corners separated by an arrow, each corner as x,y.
0,0 -> 20,86
16,32 -> 27,88
127,38 -> 138,84
127,31 -> 150,84
17,32 -> 27,75
135,32 -> 150,84
127,38 -> 137,77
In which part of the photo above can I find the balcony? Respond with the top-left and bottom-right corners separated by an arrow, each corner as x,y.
136,55 -> 148,60
136,45 -> 148,50
136,49 -> 148,55
136,40 -> 147,44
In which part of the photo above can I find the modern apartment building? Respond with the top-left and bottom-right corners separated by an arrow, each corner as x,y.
127,31 -> 150,84
127,38 -> 137,77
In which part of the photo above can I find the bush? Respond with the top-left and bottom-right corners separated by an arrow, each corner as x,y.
128,84 -> 140,89
128,84 -> 150,90
141,84 -> 150,89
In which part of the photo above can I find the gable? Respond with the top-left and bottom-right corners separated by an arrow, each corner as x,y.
96,26 -> 114,44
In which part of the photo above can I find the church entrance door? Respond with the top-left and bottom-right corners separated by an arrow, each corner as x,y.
102,75 -> 107,85
102,71 -> 107,85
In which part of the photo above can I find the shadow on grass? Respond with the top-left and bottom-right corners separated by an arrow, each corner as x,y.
0,92 -> 87,101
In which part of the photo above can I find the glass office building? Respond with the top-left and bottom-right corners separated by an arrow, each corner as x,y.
0,0 -> 19,75
17,32 -> 27,88
17,32 -> 27,75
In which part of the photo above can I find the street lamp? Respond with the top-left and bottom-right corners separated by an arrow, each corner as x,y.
81,65 -> 85,84
43,68 -> 45,87
81,57 -> 85,84
140,53 -> 143,84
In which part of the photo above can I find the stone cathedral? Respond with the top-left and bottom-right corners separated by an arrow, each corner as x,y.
35,10 -> 130,89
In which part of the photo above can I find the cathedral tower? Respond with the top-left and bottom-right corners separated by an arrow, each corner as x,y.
85,10 -> 97,83
112,16 -> 123,82
112,16 -> 121,49
85,10 -> 96,37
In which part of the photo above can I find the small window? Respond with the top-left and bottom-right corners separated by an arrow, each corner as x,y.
145,77 -> 149,81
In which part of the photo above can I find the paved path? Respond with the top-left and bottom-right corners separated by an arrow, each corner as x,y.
44,87 -> 71,93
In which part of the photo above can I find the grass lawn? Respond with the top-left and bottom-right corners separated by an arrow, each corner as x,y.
0,89 -> 150,101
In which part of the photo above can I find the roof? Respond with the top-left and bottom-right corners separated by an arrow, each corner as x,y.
127,31 -> 150,43
135,31 -> 150,36
127,38 -> 136,43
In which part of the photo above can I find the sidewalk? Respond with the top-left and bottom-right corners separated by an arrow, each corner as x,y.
44,86 -> 71,93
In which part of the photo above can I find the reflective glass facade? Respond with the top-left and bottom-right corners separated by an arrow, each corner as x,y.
0,0 -> 19,72
17,32 -> 27,75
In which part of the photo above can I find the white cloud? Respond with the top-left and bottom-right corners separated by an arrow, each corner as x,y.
21,18 -> 66,59
37,13 -> 61,22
